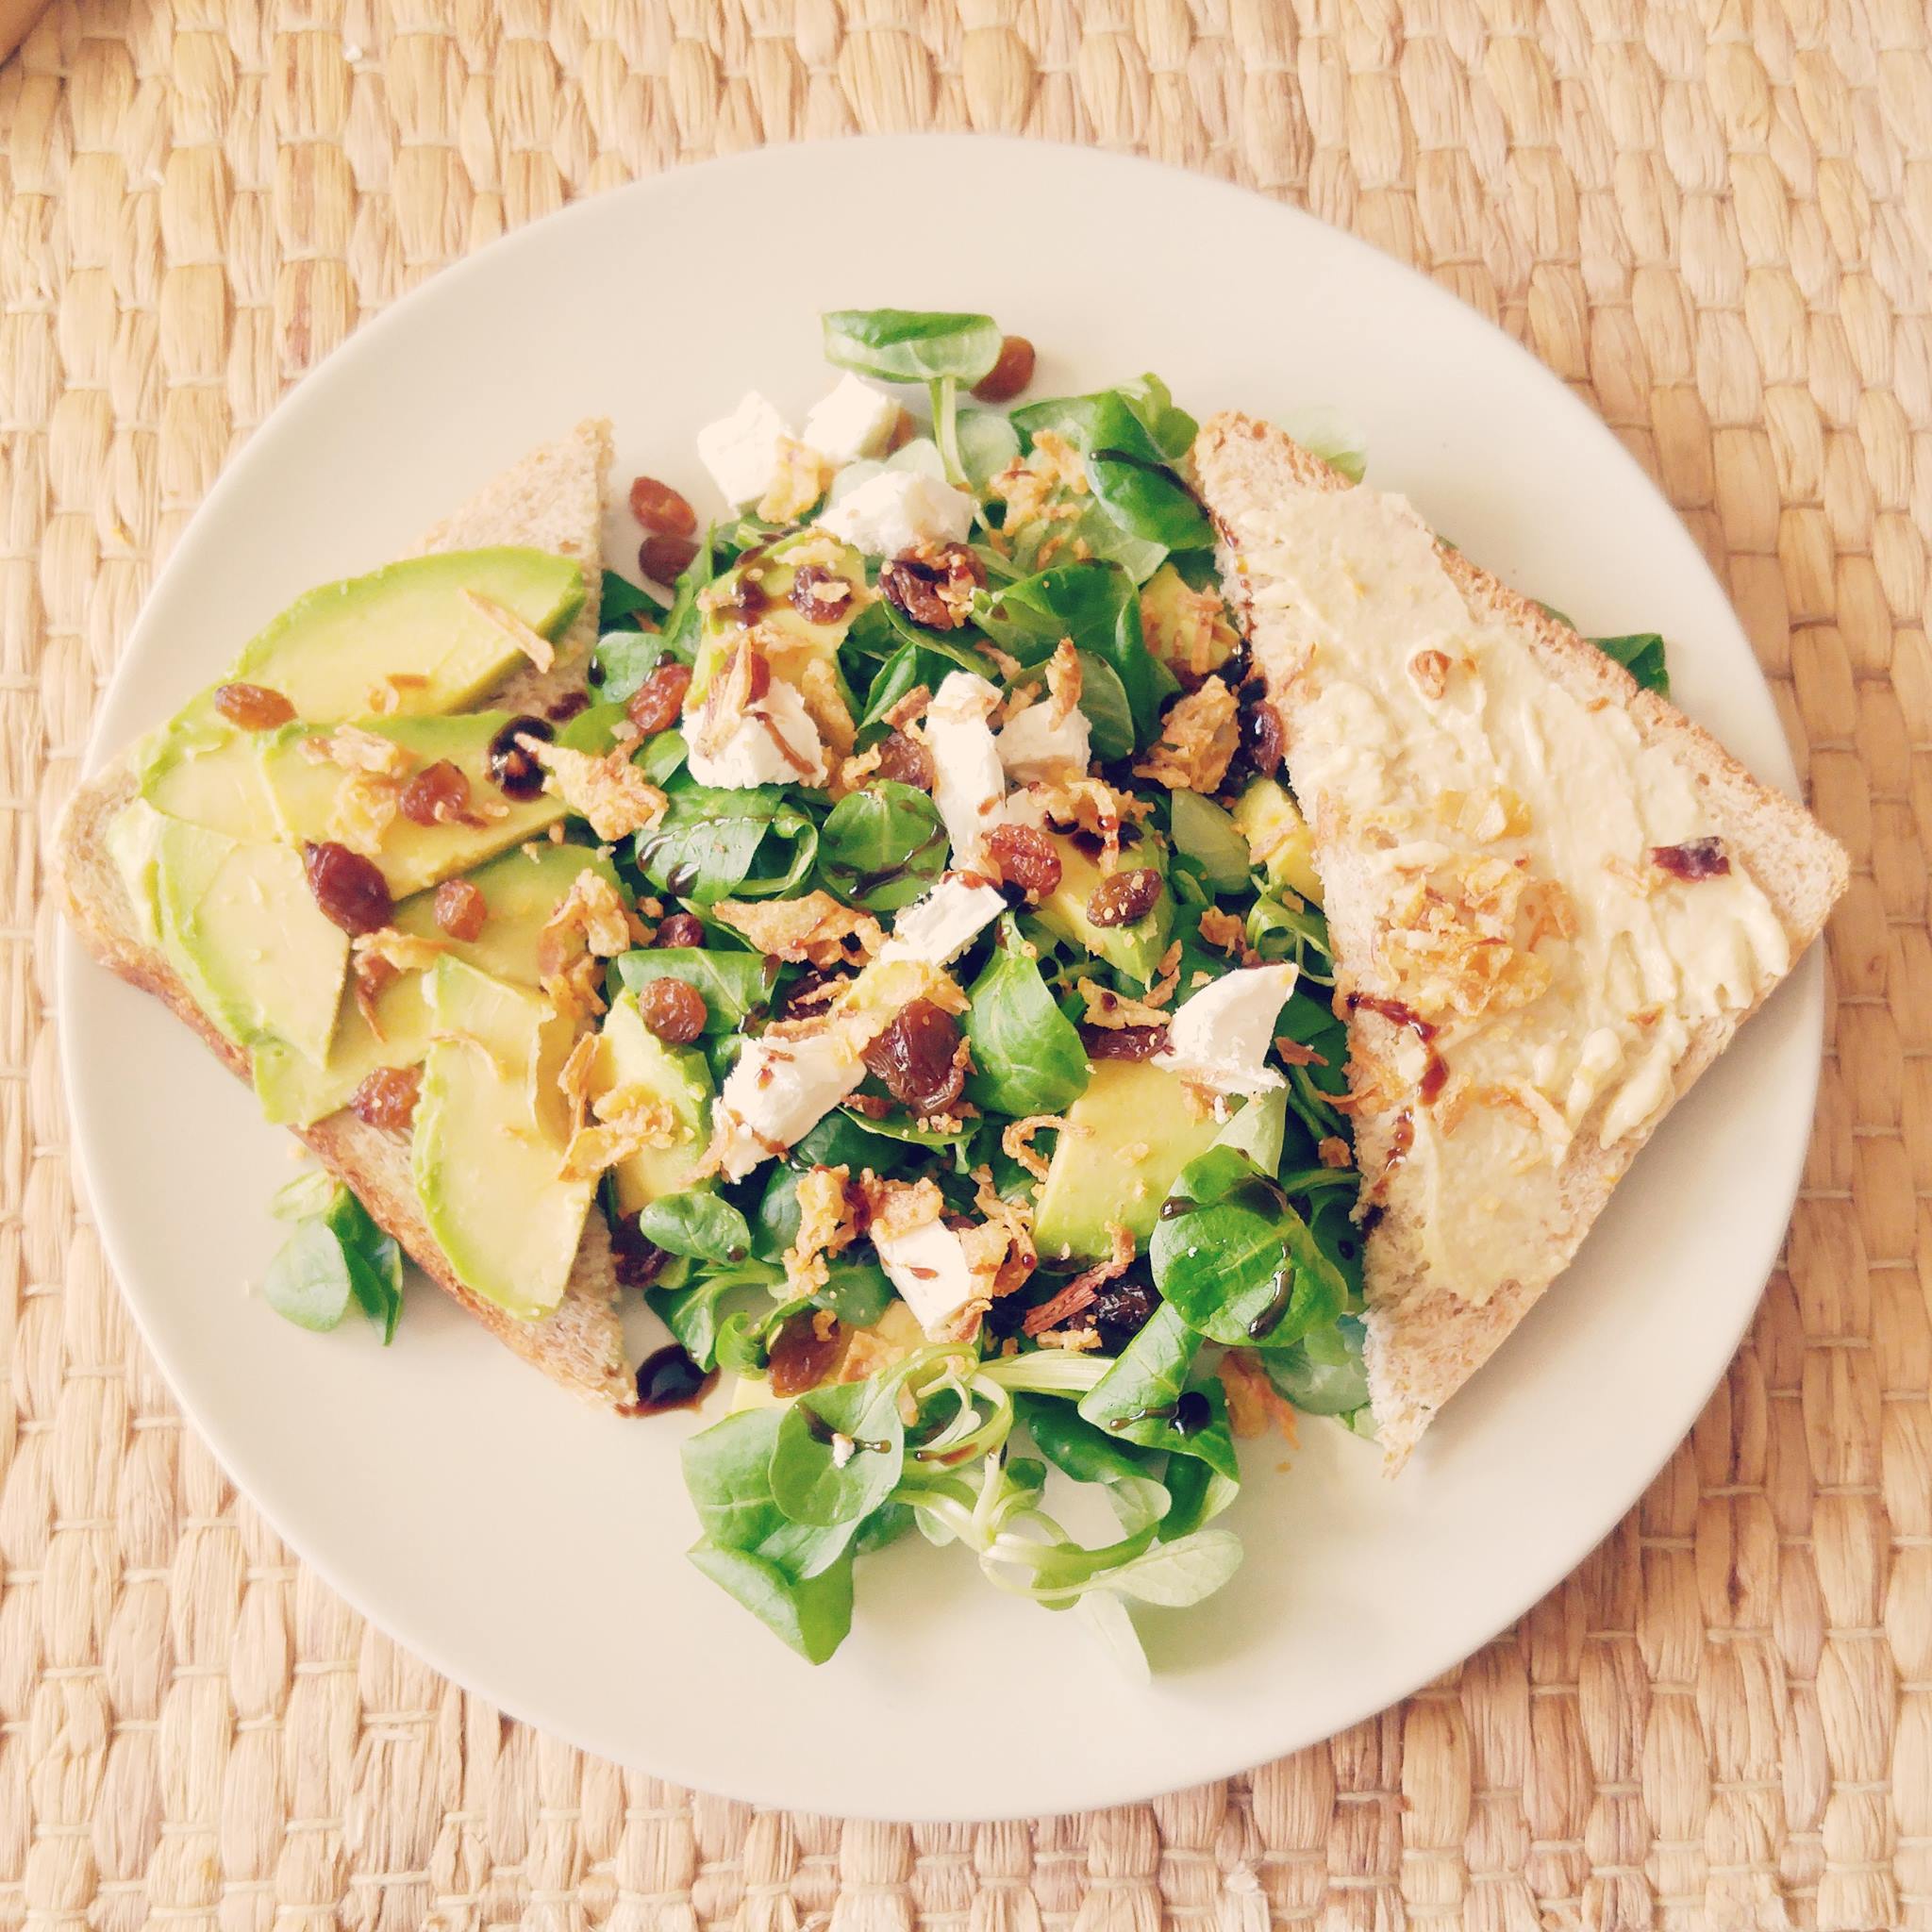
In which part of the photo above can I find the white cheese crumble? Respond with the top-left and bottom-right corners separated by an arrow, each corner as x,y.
685,677 -> 828,790
870,1216 -> 994,1337
995,701 -> 1091,784
802,373 -> 902,464
696,391 -> 791,506
887,874 -> 1008,966
1153,961 -> 1300,1099
816,469 -> 975,558
710,1029 -> 867,1182
925,671 -> 1008,874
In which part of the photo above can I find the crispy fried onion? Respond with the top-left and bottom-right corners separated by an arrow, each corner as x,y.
1379,855 -> 1563,1022
462,587 -> 556,673
1133,675 -> 1239,793
711,891 -> 881,968
1197,906 -> 1249,957
302,724 -> 412,775
1022,1221 -> 1135,1336
758,438 -> 833,524
1001,1112 -> 1081,1182
1217,1350 -> 1300,1442
537,868 -> 632,1022
784,1162 -> 861,1298
560,1087 -> 680,1182
971,1166 -> 1037,1297
519,736 -> 666,841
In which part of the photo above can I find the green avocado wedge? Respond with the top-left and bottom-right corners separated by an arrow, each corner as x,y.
411,958 -> 591,1322
258,711 -> 566,898
232,546 -> 587,721
1032,1060 -> 1224,1259
1033,831 -> 1173,986
151,817 -> 349,1070
593,991 -> 713,1214
254,842 -> 620,1127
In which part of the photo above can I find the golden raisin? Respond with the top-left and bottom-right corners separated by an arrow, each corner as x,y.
640,532 -> 700,583
434,877 -> 488,941
790,565 -> 855,626
304,841 -> 393,935
629,475 -> 697,537
350,1065 -> 421,1131
863,997 -> 965,1115
872,728 -> 934,791
636,976 -> 708,1043
398,759 -> 471,826
971,335 -> 1036,403
1085,868 -> 1162,928
213,682 -> 296,730
626,661 -> 693,737
987,822 -> 1060,901
652,911 -> 706,948
767,1310 -> 846,1397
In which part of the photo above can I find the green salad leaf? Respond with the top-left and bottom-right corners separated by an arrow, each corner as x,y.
637,786 -> 819,903
822,308 -> 1003,385
262,1184 -> 404,1342
1078,1305 -> 1239,1480
818,782 -> 949,910
772,1376 -> 908,1526
1593,632 -> 1670,696
638,1191 -> 754,1263
963,917 -> 1091,1118
615,946 -> 771,1032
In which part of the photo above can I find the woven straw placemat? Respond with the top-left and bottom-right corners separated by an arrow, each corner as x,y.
4,2 -> 1927,1926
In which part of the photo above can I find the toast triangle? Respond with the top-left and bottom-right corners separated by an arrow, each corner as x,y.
1191,412 -> 1846,1467
54,418 -> 636,1409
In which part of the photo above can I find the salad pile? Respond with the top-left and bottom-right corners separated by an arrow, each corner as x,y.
591,309 -> 1378,1671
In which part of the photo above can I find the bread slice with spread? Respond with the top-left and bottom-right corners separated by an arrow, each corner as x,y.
1192,412 -> 1846,1467
55,419 -> 639,1408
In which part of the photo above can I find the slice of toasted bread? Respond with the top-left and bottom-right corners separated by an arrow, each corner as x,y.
1192,412 -> 1847,1467
55,418 -> 636,1409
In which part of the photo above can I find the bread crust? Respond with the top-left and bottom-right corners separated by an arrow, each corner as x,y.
1191,411 -> 1847,1466
53,418 -> 634,1409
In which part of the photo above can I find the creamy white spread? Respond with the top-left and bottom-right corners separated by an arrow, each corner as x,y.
1235,484 -> 1790,1303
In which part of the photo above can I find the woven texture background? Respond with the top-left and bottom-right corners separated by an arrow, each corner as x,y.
4,1 -> 1929,1926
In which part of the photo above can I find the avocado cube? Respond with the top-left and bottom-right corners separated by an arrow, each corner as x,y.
593,991 -> 713,1214
1033,833 -> 1173,986
1232,776 -> 1323,904
689,529 -> 865,713
1140,562 -> 1240,683
1032,1060 -> 1223,1260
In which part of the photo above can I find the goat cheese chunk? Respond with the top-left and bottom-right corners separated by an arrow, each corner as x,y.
802,373 -> 902,464
871,1217 -> 994,1337
996,700 -> 1091,784
926,672 -> 1008,874
696,390 -> 791,506
685,678 -> 828,789
710,1030 -> 867,1182
1153,962 -> 1300,1098
889,874 -> 1008,966
817,469 -> 975,558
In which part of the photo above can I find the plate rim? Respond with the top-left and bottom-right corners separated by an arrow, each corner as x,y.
57,131 -> 1824,1821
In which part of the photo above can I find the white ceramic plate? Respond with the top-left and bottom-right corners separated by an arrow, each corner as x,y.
61,137 -> 1823,1822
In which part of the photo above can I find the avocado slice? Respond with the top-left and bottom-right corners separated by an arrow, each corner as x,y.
151,818 -> 349,1068
1032,1060 -> 1224,1259
689,530 -> 864,712
1140,562 -> 1240,683
232,546 -> 587,722
1033,833 -> 1174,985
593,991 -> 713,1214
411,957 -> 591,1322
254,842 -> 620,1126
134,692 -> 280,839
258,711 -> 566,898
108,797 -> 169,945
1232,776 -> 1323,903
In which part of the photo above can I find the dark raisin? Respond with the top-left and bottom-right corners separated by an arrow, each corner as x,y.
878,544 -> 984,631
636,976 -> 708,1044
774,964 -> 853,1020
987,822 -> 1061,901
303,841 -> 393,935
862,997 -> 965,1115
628,475 -> 696,537
434,877 -> 488,941
640,532 -> 699,584
767,1310 -> 846,1398
1086,867 -> 1162,927
1088,1269 -> 1159,1348
487,715 -> 552,800
971,334 -> 1037,404
349,1064 -> 420,1131
652,911 -> 706,949
213,681 -> 295,730
626,660 -> 692,738
1239,698 -> 1284,778
398,759 -> 470,826
1080,1023 -> 1170,1061
609,1214 -> 671,1289
1652,837 -> 1730,880
873,728 -> 934,790
546,691 -> 590,724
790,564 -> 856,626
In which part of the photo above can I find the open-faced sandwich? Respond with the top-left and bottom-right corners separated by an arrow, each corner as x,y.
59,309 -> 1843,1668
